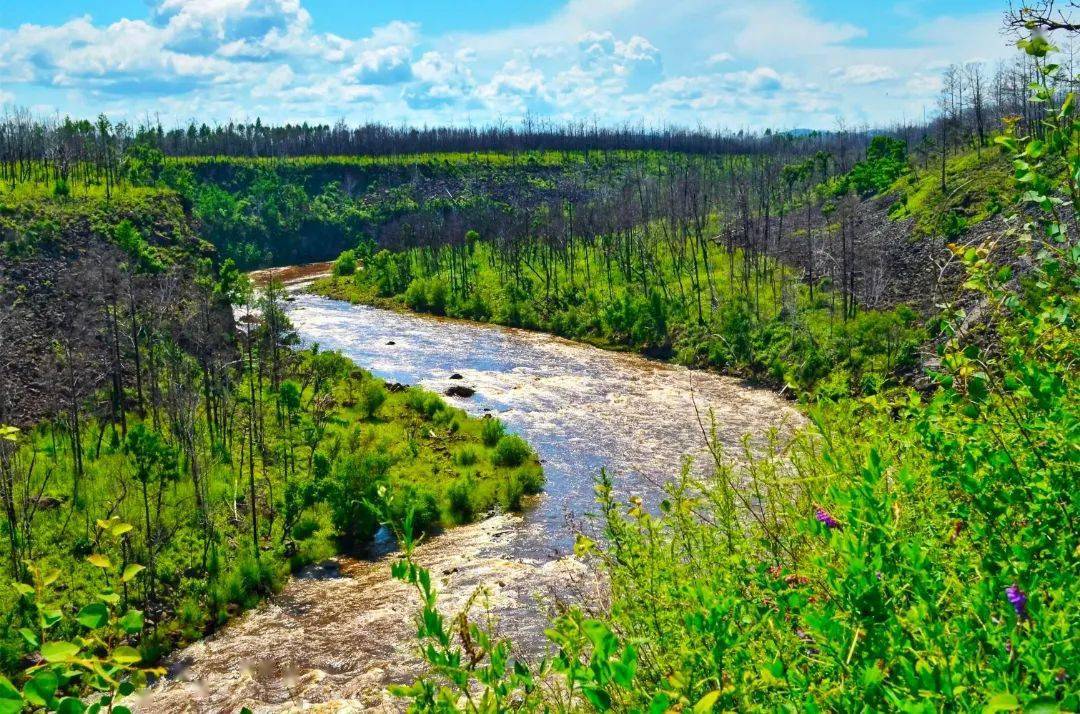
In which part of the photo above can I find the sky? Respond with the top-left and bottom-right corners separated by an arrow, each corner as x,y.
0,0 -> 1014,131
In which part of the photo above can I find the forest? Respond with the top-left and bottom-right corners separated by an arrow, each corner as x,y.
0,4 -> 1076,713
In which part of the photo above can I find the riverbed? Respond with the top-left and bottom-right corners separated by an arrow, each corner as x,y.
136,281 -> 800,713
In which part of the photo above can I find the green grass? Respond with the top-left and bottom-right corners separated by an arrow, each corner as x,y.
0,351 -> 542,674
887,147 -> 1011,236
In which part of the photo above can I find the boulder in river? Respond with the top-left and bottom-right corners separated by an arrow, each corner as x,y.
386,340 -> 396,345
449,373 -> 464,380
445,385 -> 476,398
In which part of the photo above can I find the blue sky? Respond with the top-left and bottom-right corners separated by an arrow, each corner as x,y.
0,0 -> 1013,129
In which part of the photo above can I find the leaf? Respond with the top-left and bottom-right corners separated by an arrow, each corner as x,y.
0,675 -> 22,713
18,628 -> 39,649
110,646 -> 141,665
693,690 -> 721,714
0,426 -> 20,442
120,564 -> 145,583
22,670 -> 58,707
75,603 -> 109,630
984,693 -> 1021,712
56,698 -> 87,714
581,686 -> 611,711
40,641 -> 80,663
86,554 -> 112,569
13,582 -> 34,598
110,523 -> 134,538
119,610 -> 144,635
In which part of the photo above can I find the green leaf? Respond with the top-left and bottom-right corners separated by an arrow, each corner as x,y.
76,603 -> 109,629
56,697 -> 87,714
22,670 -> 58,707
1026,699 -> 1062,714
120,564 -> 145,583
110,646 -> 141,665
13,582 -> 34,598
693,690 -> 720,714
40,641 -> 81,663
119,610 -> 144,635
984,693 -> 1021,712
17,628 -> 39,649
110,523 -> 134,538
0,675 -> 22,714
85,554 -> 112,569
581,686 -> 611,711
648,692 -> 672,714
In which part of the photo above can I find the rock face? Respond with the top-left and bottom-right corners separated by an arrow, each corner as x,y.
444,385 -> 476,398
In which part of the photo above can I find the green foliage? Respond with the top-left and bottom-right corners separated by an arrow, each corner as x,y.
383,39 -> 1079,713
359,380 -> 387,419
480,418 -> 505,447
385,508 -> 642,713
0,524 -> 161,713
842,136 -> 910,197
320,226 -> 924,399
333,249 -> 357,276
491,435 -> 531,468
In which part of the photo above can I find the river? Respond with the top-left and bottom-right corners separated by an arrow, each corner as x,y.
136,276 -> 800,713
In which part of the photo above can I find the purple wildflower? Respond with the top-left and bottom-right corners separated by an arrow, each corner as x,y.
814,506 -> 842,530
1005,584 -> 1028,620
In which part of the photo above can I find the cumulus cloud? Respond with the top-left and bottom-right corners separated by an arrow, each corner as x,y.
0,0 -> 1013,127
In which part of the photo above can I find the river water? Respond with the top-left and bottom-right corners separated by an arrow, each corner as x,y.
136,281 -> 800,713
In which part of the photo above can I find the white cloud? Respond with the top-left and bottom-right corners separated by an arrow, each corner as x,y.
830,64 -> 898,85
0,0 -> 1015,128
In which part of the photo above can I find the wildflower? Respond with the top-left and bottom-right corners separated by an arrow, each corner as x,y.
814,505 -> 842,530
1005,584 -> 1028,620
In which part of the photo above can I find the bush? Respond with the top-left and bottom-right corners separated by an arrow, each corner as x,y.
359,380 -> 387,419
405,388 -> 445,419
446,475 -> 475,523
481,417 -> 505,447
454,446 -> 479,466
404,278 -> 430,311
492,434 -> 531,468
333,248 -> 357,276
325,452 -> 390,542
290,514 -> 320,541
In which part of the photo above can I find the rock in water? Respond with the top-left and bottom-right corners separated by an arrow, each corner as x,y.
445,385 -> 476,398
449,373 -> 464,380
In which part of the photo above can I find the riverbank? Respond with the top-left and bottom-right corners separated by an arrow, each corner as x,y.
133,286 -> 802,711
309,248 -> 925,401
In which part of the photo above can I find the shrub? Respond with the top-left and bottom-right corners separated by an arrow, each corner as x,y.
333,248 -> 357,276
290,514 -> 320,541
492,434 -> 531,468
404,278 -> 430,311
481,417 -> 505,447
446,475 -> 475,523
454,447 -> 479,466
359,380 -> 387,419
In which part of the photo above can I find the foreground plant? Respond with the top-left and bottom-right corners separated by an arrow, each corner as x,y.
0,518 -> 160,713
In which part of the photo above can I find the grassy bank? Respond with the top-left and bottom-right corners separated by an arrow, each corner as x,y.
312,236 -> 924,400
